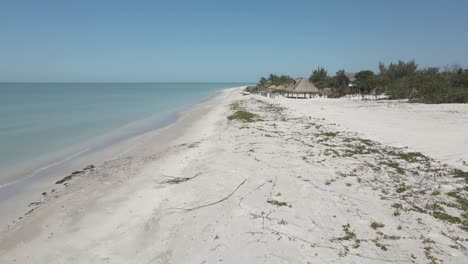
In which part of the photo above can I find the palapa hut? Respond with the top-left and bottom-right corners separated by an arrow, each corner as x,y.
275,85 -> 286,91
262,84 -> 286,99
286,78 -> 320,98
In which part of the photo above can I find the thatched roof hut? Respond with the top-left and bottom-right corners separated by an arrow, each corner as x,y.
275,85 -> 286,91
268,85 -> 278,89
287,78 -> 320,93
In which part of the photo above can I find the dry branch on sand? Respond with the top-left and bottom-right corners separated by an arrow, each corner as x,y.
157,173 -> 202,185
171,179 -> 247,212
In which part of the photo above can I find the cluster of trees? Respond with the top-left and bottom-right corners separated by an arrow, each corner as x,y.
308,68 -> 360,97
257,74 -> 293,87
309,61 -> 468,103
309,67 -> 336,88
256,60 -> 468,103
377,61 -> 468,103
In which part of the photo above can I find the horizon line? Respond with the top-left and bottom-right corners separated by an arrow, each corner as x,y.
0,81 -> 256,84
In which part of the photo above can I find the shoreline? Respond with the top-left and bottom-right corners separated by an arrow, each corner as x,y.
0,82 -> 245,188
0,86 -> 246,231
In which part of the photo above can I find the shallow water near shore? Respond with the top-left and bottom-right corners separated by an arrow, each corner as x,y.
0,83 -> 247,187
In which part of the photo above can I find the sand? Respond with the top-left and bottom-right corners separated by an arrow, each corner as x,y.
0,88 -> 467,263
275,96 -> 468,171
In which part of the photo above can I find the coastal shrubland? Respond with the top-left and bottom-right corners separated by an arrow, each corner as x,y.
378,61 -> 468,103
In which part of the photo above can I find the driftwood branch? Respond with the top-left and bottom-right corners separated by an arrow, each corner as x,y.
157,173 -> 202,185
171,179 -> 247,212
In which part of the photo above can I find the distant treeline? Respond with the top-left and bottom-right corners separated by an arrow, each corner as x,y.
257,60 -> 468,104
258,74 -> 294,87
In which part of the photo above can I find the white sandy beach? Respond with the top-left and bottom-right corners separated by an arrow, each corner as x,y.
1,87 -> 467,263
276,97 -> 468,171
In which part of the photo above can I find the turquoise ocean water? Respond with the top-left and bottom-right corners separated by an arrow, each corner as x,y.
0,83 -> 245,186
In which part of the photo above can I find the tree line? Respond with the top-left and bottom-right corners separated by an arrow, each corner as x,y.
257,74 -> 294,87
256,60 -> 468,103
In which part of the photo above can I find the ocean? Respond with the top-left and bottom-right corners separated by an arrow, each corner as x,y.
0,83 -> 246,187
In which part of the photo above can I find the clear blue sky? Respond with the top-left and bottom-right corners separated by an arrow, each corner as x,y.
1,0 -> 467,82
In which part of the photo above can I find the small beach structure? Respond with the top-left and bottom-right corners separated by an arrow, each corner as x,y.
268,85 -> 278,90
275,85 -> 286,91
337,72 -> 356,88
286,78 -> 320,98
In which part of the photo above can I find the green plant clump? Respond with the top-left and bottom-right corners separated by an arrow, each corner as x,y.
432,211 -> 461,224
323,131 -> 339,138
380,161 -> 405,175
267,199 -> 289,207
339,224 -> 357,241
454,169 -> 468,182
397,152 -> 427,162
227,110 -> 257,122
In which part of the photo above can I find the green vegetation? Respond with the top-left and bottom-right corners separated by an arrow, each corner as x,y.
339,224 -> 357,240
355,138 -> 375,146
423,239 -> 439,264
278,219 -> 288,225
453,169 -> 468,182
370,221 -> 385,230
227,101 -> 259,122
230,101 -> 243,111
355,70 -> 377,94
395,184 -> 408,193
267,199 -> 289,207
397,152 -> 427,162
257,74 -> 293,87
380,161 -> 405,175
255,60 -> 468,104
325,179 -> 336,185
447,191 -> 468,211
343,144 -> 380,157
426,202 -> 444,212
324,149 -> 340,157
444,190 -> 468,230
379,61 -> 468,103
257,100 -> 285,113
337,224 -> 361,250
309,67 -> 335,89
323,131 -> 339,137
227,110 -> 257,122
432,211 -> 461,224
372,237 -> 388,251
